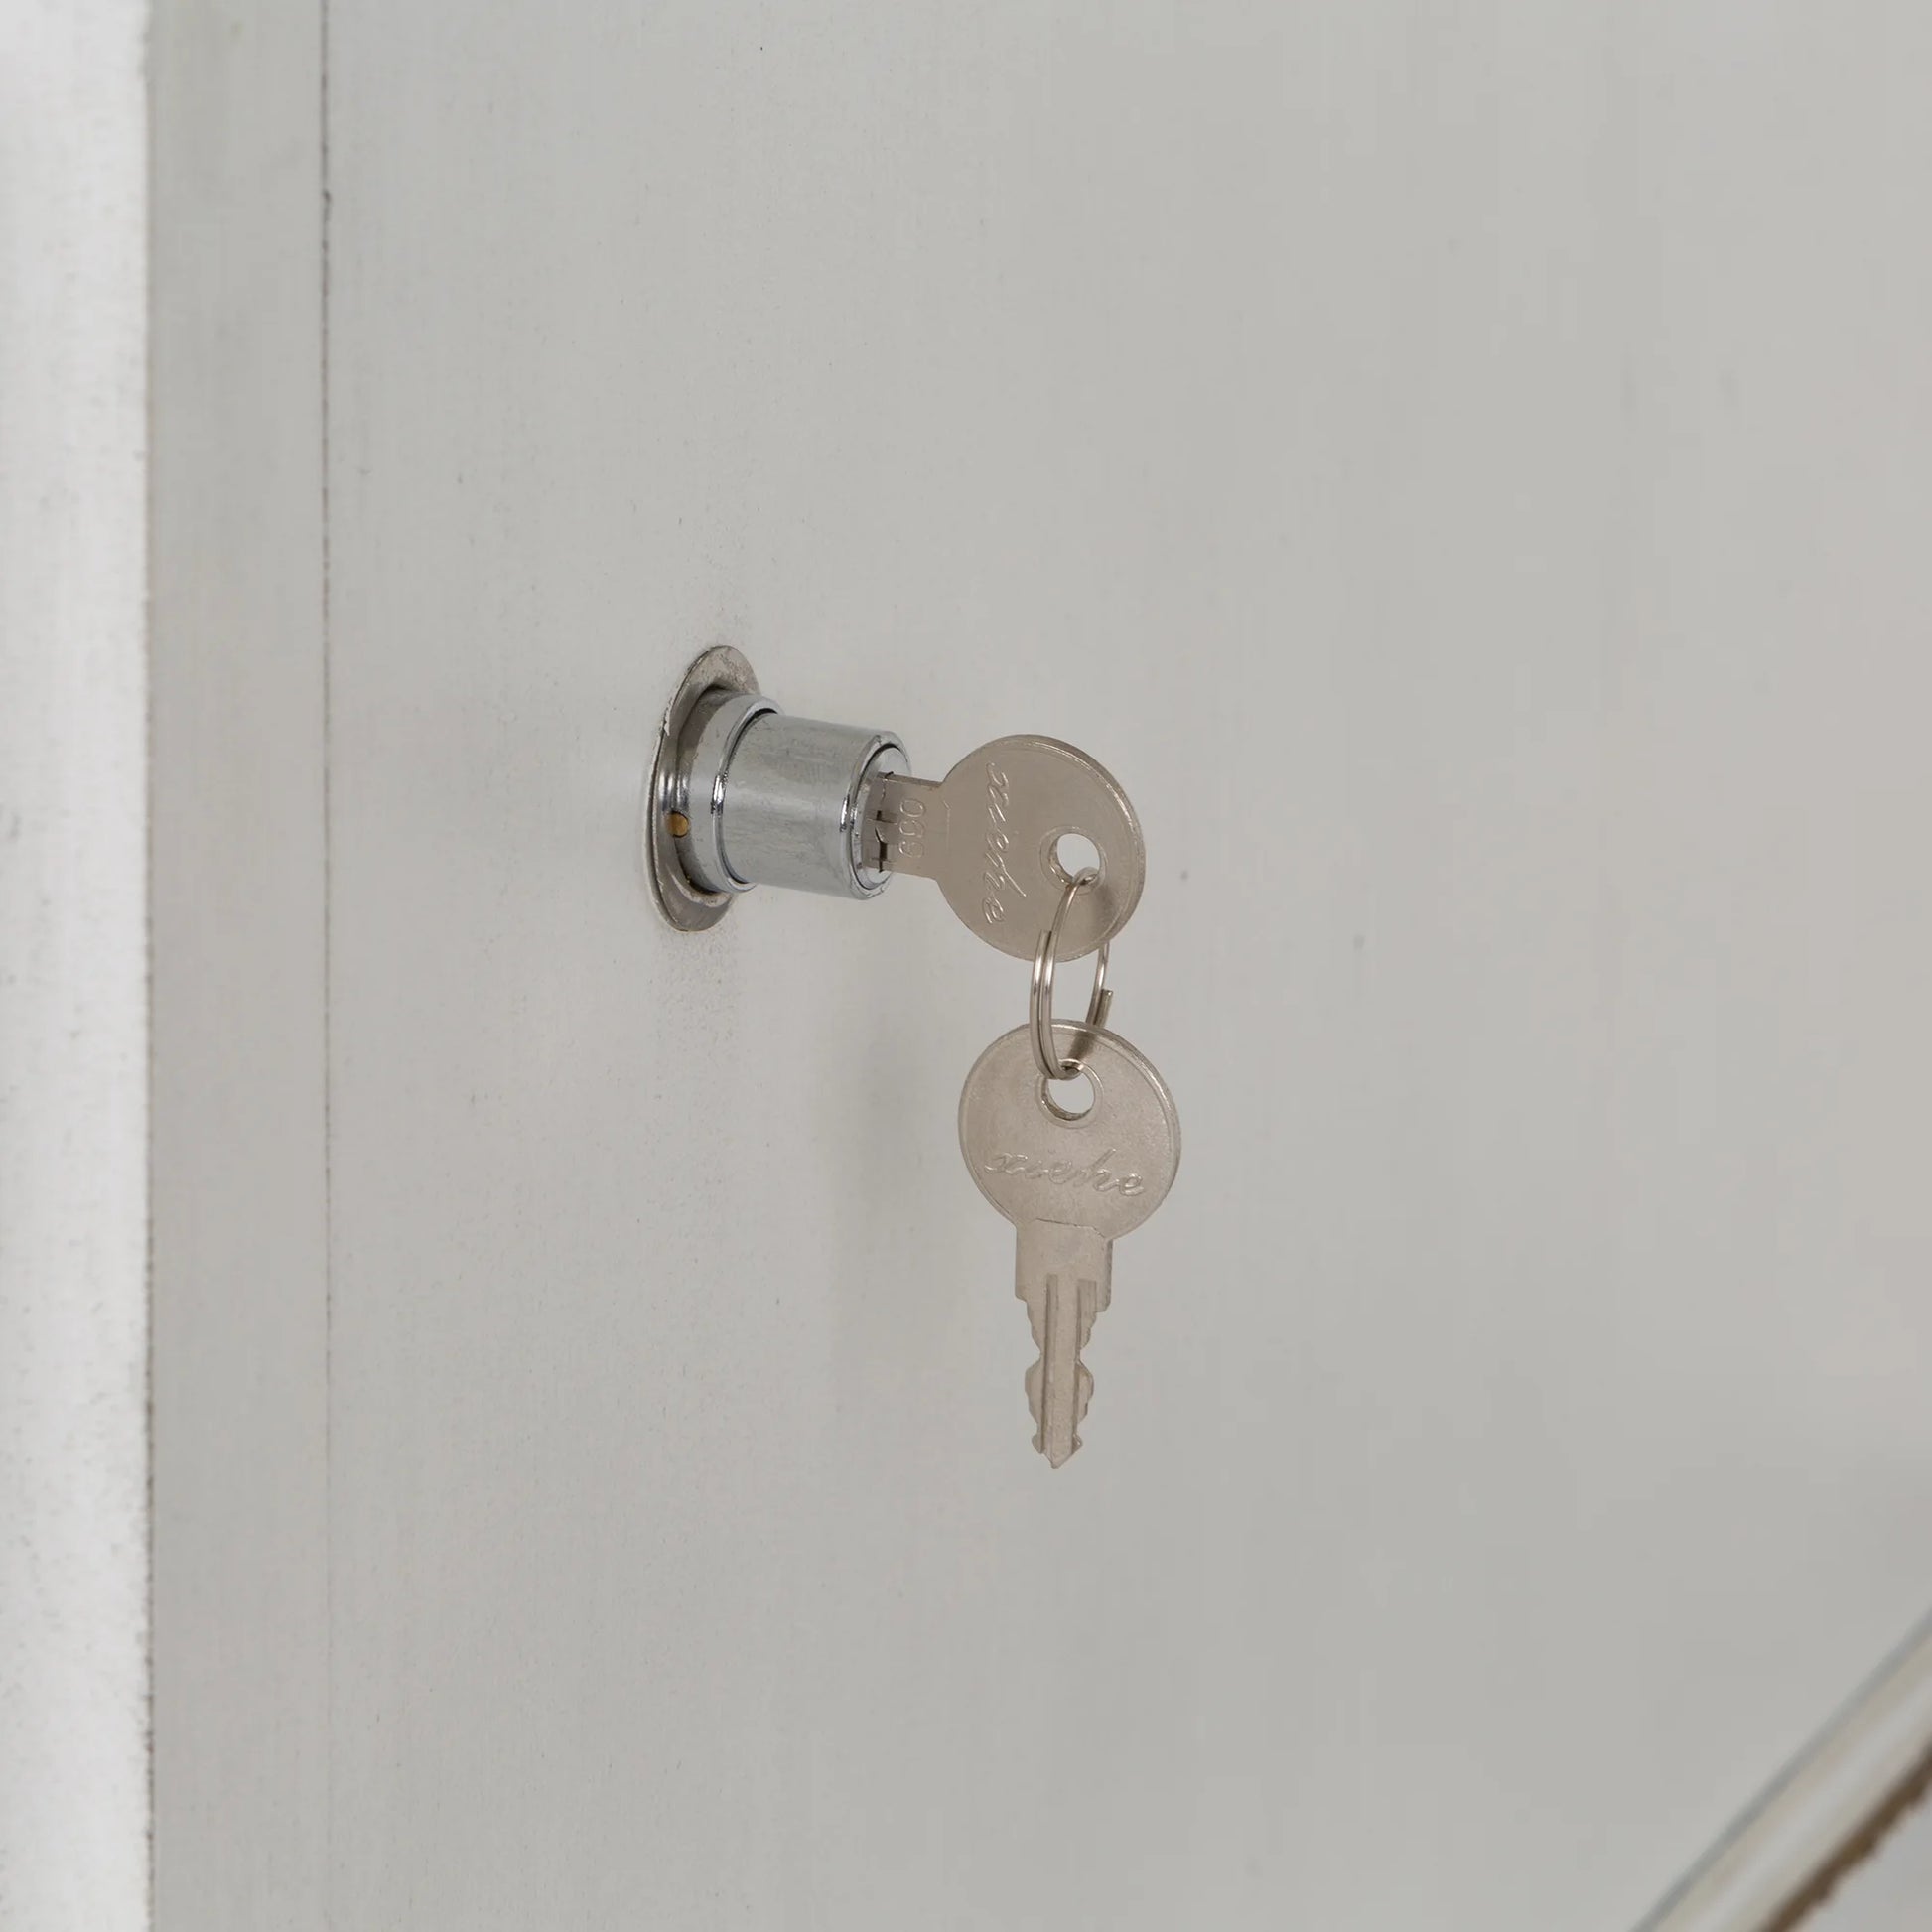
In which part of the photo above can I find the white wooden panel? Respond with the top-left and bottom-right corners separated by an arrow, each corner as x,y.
324,6 -> 1932,1926
149,2 -> 329,1926
0,3 -> 150,1925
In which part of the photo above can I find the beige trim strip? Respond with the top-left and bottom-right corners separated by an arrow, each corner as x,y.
1637,1612 -> 1932,1932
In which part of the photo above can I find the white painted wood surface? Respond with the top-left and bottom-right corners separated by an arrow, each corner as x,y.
309,7 -> 1932,1929
148,2 -> 330,1926
10,0 -> 1925,1924
0,4 -> 150,1926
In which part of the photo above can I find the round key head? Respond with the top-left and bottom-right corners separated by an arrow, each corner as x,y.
959,1022 -> 1181,1238
933,736 -> 1145,961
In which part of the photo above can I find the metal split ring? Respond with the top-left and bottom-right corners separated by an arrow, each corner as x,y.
1030,868 -> 1114,1083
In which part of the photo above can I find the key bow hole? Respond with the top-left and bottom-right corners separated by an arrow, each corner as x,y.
1040,1067 -> 1096,1122
1050,831 -> 1102,887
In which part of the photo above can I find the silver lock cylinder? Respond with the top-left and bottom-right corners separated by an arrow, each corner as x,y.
670,688 -> 904,900
643,645 -> 1147,953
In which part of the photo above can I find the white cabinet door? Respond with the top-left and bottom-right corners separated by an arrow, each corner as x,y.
158,6 -> 1932,1929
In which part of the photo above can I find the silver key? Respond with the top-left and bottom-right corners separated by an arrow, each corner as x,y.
868,735 -> 1145,961
959,1020 -> 1181,1466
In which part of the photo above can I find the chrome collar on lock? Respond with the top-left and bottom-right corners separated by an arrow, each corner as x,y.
645,646 -> 905,929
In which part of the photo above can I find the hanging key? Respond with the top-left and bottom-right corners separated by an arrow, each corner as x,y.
866,735 -> 1146,961
958,1018 -> 1181,1466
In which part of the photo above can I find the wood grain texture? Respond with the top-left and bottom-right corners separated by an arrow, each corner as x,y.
318,5 -> 1932,1927
0,5 -> 150,1924
149,2 -> 329,1926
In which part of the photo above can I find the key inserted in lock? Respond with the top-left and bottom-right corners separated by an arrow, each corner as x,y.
671,686 -> 905,901
643,646 -> 1147,953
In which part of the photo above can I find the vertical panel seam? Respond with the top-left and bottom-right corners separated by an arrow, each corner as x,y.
318,1 -> 334,1923
144,8 -> 158,1921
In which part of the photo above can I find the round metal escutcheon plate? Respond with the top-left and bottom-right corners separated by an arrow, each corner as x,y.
641,644 -> 761,932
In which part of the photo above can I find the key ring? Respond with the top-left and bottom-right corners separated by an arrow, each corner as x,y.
1031,868 -> 1114,1083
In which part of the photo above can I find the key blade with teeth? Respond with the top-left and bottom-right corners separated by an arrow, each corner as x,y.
1018,1222 -> 1112,1466
959,1020 -> 1180,1466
